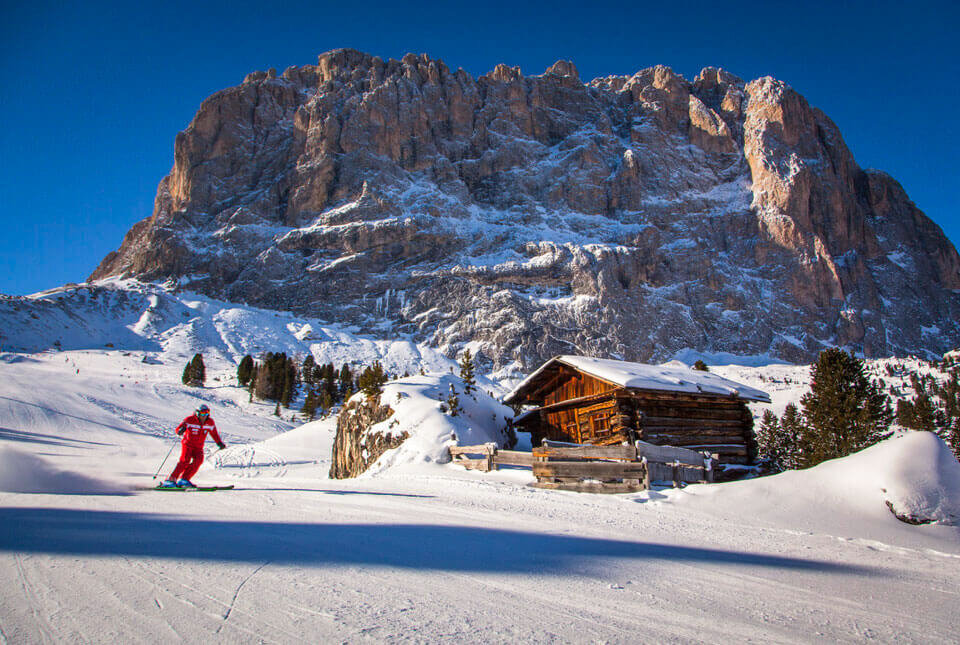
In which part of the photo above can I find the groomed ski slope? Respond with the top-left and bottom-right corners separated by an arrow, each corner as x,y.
1,350 -> 959,643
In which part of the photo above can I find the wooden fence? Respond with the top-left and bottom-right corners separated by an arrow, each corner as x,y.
448,439 -> 713,493
448,444 -> 534,472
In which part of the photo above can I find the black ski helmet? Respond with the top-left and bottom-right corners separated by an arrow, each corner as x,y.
196,404 -> 210,416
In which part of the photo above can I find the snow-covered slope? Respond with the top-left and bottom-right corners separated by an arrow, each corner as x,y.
0,278 -> 491,386
1,347 -> 959,642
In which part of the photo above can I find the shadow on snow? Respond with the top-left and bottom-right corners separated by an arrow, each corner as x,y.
0,507 -> 879,577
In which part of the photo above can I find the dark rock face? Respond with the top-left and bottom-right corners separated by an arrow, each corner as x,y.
92,49 -> 960,369
329,396 -> 405,479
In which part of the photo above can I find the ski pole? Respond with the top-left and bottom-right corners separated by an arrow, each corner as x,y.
152,441 -> 178,480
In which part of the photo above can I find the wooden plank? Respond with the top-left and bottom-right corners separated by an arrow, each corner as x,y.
647,461 -> 707,485
581,400 -> 617,415
457,457 -> 492,472
635,399 -> 748,409
536,443 -> 638,460
493,450 -> 534,467
640,416 -> 745,426
449,444 -> 495,456
634,440 -> 706,466
531,480 -> 646,493
641,427 -> 744,436
533,461 -> 647,479
642,434 -> 745,445
682,444 -> 748,456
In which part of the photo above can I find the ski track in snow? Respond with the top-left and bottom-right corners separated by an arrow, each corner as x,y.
0,350 -> 958,642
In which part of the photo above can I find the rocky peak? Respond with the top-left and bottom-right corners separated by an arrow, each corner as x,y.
544,60 -> 580,84
91,49 -> 960,368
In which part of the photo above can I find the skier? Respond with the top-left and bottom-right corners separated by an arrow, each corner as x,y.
160,404 -> 226,488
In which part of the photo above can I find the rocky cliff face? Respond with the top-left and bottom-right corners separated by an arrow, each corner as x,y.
92,49 -> 960,370
329,396 -> 404,479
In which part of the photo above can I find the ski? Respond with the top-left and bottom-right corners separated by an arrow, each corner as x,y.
141,485 -> 235,491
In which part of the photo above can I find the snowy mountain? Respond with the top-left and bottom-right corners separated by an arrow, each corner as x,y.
88,49 -> 960,370
0,278 -> 467,382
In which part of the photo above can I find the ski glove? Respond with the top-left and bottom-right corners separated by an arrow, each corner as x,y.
217,442 -> 226,450
176,428 -> 185,436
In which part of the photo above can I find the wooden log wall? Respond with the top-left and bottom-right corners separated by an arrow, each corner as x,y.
627,395 -> 754,465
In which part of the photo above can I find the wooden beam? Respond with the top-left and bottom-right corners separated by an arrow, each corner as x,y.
640,415 -> 746,427
493,450 -> 534,467
535,443 -> 638,460
533,461 -> 647,479
522,389 -> 628,416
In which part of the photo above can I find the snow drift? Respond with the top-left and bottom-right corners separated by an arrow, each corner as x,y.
675,432 -> 960,545
0,447 -> 127,495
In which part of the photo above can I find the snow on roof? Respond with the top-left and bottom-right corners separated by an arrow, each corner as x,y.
505,355 -> 770,403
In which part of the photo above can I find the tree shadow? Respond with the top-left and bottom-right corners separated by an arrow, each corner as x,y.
0,508 -> 880,577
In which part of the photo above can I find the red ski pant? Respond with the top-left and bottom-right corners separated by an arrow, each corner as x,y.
169,443 -> 204,481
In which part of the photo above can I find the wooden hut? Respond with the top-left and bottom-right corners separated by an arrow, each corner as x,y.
504,356 -> 770,465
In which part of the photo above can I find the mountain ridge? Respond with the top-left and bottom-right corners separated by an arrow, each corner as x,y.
90,48 -> 960,369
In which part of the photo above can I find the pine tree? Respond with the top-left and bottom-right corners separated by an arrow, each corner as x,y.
756,405 -> 804,471
755,410 -> 782,470
281,356 -> 297,408
338,364 -> 353,397
302,355 -> 317,386
301,389 -> 319,421
181,353 -> 205,387
946,419 -> 960,461
799,348 -> 892,467
194,354 -> 206,386
896,399 -> 916,428
320,389 -> 334,414
459,350 -> 477,396
446,383 -> 462,417
778,404 -> 805,470
358,361 -> 387,399
911,393 -> 937,431
692,359 -> 709,372
237,354 -> 254,386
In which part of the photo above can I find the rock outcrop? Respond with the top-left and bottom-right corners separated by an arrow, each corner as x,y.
92,49 -> 960,369
329,396 -> 405,479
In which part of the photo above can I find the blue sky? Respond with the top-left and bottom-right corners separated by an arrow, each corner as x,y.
2,0 -> 957,295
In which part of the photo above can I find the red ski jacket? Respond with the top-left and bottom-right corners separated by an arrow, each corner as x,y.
175,414 -> 224,448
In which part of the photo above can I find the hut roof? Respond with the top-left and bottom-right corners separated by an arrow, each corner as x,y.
505,355 -> 771,404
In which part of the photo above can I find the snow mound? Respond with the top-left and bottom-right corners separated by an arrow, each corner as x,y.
0,447 -> 126,495
363,374 -> 514,475
875,432 -> 960,524
678,433 -> 960,538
